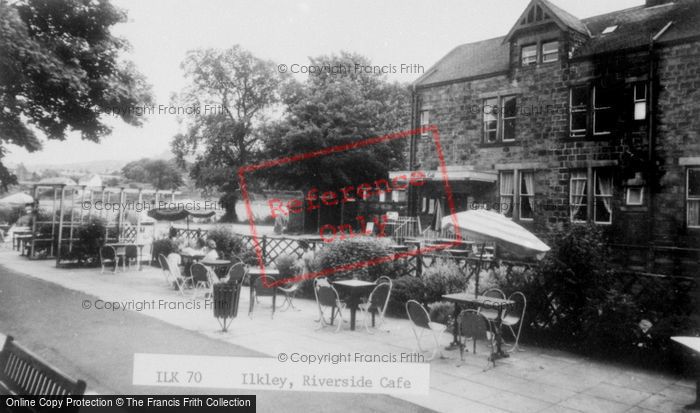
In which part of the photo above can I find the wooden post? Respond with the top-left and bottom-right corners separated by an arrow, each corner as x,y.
30,185 -> 39,257
56,185 -> 66,266
262,235 -> 267,266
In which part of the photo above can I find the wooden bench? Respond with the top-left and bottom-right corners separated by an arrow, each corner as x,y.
0,336 -> 86,395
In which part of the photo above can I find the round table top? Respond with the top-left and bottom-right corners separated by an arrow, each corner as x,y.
201,259 -> 231,266
247,267 -> 280,275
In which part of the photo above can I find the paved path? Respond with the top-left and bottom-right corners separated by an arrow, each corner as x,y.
0,264 -> 432,413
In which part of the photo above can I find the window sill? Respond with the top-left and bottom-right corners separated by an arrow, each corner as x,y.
479,141 -> 519,148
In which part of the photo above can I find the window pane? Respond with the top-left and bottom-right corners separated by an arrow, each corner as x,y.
521,45 -> 537,65
542,41 -> 559,62
420,110 -> 429,125
634,101 -> 646,120
634,83 -> 646,100
502,96 -> 516,118
595,108 -> 615,134
521,197 -> 534,219
689,169 -> 700,197
571,86 -> 588,107
595,198 -> 611,222
502,118 -> 516,141
626,188 -> 643,205
595,87 -> 613,108
571,111 -> 587,131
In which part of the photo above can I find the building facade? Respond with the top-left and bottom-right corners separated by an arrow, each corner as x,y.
406,0 -> 700,276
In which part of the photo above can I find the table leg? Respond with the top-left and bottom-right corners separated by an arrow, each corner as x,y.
685,378 -> 700,410
350,306 -> 356,331
446,303 -> 461,350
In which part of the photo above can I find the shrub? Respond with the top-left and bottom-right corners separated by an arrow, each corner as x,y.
206,226 -> 255,263
152,238 -> 178,263
70,218 -> 107,263
275,254 -> 299,281
0,206 -> 23,225
387,275 -> 425,316
314,236 -> 400,282
422,259 -> 468,304
429,301 -> 456,333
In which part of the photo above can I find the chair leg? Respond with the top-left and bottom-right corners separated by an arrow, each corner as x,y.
431,331 -> 444,360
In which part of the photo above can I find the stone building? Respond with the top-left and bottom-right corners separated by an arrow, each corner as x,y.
404,0 -> 700,276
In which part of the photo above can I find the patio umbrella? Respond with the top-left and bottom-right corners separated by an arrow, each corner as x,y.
441,209 -> 550,296
0,193 -> 34,206
147,200 -> 215,232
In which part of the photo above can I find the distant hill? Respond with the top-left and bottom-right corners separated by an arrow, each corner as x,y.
16,151 -> 175,174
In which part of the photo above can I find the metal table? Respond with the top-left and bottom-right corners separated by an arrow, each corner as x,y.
332,279 -> 376,331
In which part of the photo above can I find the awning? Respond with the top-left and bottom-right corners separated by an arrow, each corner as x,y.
390,166 -> 497,183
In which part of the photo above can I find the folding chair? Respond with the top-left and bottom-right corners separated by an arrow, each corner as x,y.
501,291 -> 527,352
250,275 -> 277,319
359,280 -> 391,333
100,246 -> 117,274
457,309 -> 496,370
406,300 -> 446,361
190,263 -> 212,299
314,278 -> 345,332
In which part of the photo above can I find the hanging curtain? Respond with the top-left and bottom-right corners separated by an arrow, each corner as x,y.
523,172 -> 534,211
570,171 -> 587,218
597,172 -> 613,215
500,172 -> 514,216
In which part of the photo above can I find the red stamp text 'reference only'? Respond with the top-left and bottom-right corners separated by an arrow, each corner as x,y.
238,125 -> 463,287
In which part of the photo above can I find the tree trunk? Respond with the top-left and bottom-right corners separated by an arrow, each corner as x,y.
219,192 -> 238,222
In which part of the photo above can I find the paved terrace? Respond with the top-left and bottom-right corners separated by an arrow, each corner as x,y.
0,248 -> 695,413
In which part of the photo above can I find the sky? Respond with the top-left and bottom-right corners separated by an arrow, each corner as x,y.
6,0 -> 644,168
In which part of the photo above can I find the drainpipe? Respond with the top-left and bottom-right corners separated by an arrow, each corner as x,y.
408,84 -> 418,217
647,21 -> 672,267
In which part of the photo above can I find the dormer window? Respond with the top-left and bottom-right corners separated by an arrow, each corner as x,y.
521,45 -> 537,66
541,41 -> 559,63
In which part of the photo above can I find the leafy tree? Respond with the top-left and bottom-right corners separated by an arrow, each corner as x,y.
122,158 -> 183,190
171,45 -> 283,221
261,52 -> 410,192
0,0 -> 152,189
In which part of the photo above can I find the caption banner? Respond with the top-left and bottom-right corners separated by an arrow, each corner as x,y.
133,353 -> 430,395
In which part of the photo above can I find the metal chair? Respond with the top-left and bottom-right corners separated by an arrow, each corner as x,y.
359,281 -> 392,333
100,246 -> 117,274
250,275 -> 277,319
277,280 -> 301,311
457,309 -> 496,370
113,245 -> 127,272
157,254 -> 174,286
478,288 -> 506,325
226,262 -> 247,284
406,300 -> 446,361
501,291 -> 527,352
125,245 -> 138,270
376,275 -> 393,286
190,263 -> 212,299
314,278 -> 345,332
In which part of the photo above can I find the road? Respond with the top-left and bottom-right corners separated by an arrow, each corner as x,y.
0,264 -> 432,413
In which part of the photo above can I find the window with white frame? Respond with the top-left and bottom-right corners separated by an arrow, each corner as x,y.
502,96 -> 517,142
570,170 -> 588,222
483,97 -> 498,143
626,187 -> 644,205
634,83 -> 647,121
593,86 -> 614,135
499,171 -> 515,218
570,86 -> 588,137
541,41 -> 559,63
688,168 -> 700,228
521,44 -> 537,66
520,171 -> 535,220
420,110 -> 430,137
483,96 -> 517,143
594,170 -> 613,224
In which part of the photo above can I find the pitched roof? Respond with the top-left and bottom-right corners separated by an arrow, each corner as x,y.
414,37 -> 510,86
540,0 -> 589,36
576,0 -> 700,56
415,0 -> 700,88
